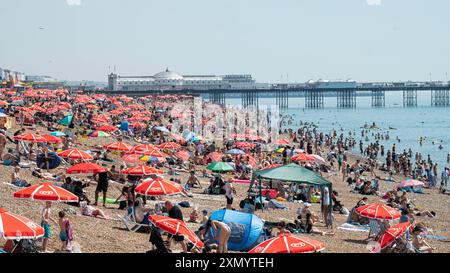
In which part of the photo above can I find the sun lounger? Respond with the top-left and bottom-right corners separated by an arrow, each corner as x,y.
120,207 -> 149,232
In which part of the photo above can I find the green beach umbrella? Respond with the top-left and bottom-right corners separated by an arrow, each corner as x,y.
206,162 -> 234,172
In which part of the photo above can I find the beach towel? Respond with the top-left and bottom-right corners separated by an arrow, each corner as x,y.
268,199 -> 287,210
338,223 -> 370,232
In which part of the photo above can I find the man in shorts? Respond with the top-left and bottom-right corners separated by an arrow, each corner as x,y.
93,169 -> 110,207
223,179 -> 236,210
41,201 -> 57,252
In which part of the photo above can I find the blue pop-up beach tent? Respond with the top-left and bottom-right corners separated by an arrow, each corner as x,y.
209,209 -> 266,251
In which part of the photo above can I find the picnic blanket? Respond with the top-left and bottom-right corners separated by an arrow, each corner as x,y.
338,223 -> 370,232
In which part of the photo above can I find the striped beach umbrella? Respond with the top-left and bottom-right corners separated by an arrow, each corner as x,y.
148,215 -> 203,249
13,182 -> 78,202
135,178 -> 182,196
249,234 -> 325,253
356,204 -> 401,220
66,163 -> 108,174
0,208 -> 44,240
58,149 -> 93,160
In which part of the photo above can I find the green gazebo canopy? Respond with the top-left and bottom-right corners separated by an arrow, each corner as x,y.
253,163 -> 331,187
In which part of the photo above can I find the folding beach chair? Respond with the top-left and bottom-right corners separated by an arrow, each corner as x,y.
120,207 -> 149,232
367,219 -> 382,239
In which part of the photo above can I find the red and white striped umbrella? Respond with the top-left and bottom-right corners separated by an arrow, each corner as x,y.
275,139 -> 290,145
377,222 -> 411,250
158,142 -> 181,150
13,182 -> 78,202
42,135 -> 62,144
14,132 -> 46,143
122,165 -> 164,176
141,149 -> 169,158
66,162 -> 108,174
148,215 -> 203,249
203,152 -> 223,163
131,144 -> 156,154
292,153 -> 316,162
104,141 -> 133,152
121,153 -> 143,165
96,125 -> 118,132
58,149 -> 93,160
0,208 -> 44,240
249,233 -> 325,253
135,178 -> 182,196
356,203 -> 401,220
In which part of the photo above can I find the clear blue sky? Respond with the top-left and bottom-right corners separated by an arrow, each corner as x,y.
1,0 -> 449,83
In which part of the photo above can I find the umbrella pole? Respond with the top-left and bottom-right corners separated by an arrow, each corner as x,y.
259,177 -> 263,212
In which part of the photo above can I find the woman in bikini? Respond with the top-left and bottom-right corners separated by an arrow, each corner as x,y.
205,220 -> 231,253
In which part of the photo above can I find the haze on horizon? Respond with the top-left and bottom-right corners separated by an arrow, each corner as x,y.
1,0 -> 449,83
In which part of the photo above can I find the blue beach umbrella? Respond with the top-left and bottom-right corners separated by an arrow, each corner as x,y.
226,149 -> 246,155
50,131 -> 66,137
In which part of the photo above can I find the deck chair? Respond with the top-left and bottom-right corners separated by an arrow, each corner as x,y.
120,207 -> 149,232
368,219 -> 382,239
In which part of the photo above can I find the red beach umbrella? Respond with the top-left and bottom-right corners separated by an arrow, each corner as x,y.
148,215 -> 203,249
42,134 -> 62,144
377,222 -> 411,250
96,125 -> 118,132
104,141 -> 133,152
58,149 -> 93,160
235,142 -> 256,149
292,153 -> 316,162
66,163 -> 108,174
175,150 -> 191,162
14,133 -> 46,143
131,144 -> 156,154
141,149 -> 169,158
204,152 -> 223,163
13,182 -> 78,202
158,142 -> 181,150
276,139 -> 290,145
0,208 -> 44,240
121,153 -> 144,165
135,178 -> 182,196
122,165 -> 164,176
356,204 -> 401,220
261,164 -> 282,170
249,233 -> 325,253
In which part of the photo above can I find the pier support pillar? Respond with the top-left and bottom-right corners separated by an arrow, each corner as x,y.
275,90 -> 289,109
403,90 -> 417,107
337,89 -> 356,108
371,90 -> 385,107
431,90 -> 450,107
305,89 -> 324,108
241,90 -> 259,108
209,91 -> 225,106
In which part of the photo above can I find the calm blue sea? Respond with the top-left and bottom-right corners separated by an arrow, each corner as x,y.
225,91 -> 450,170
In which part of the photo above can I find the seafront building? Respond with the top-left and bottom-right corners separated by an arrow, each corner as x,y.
107,68 -> 270,91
